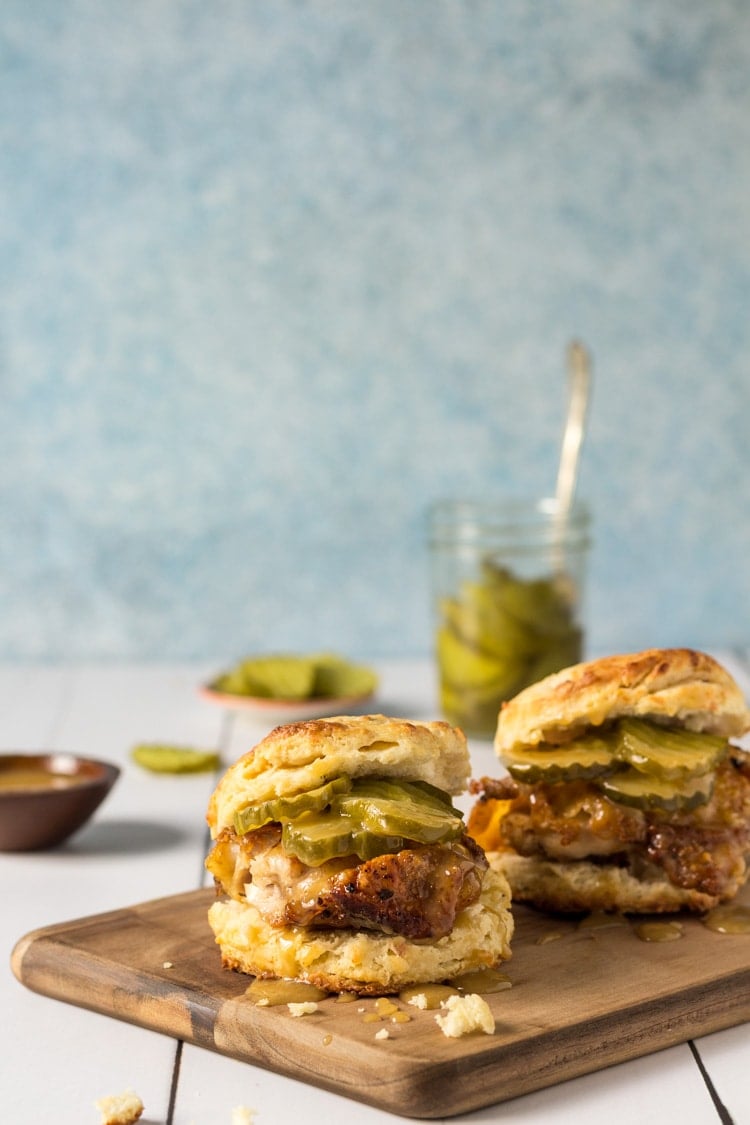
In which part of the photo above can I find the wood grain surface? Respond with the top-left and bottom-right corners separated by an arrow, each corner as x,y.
11,884 -> 750,1119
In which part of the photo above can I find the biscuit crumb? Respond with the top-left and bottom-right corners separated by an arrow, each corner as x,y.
231,1107 -> 257,1125
95,1089 -> 144,1125
435,994 -> 495,1038
374,1027 -> 390,1040
407,992 -> 428,1010
162,961 -> 174,968
287,1001 -> 319,1017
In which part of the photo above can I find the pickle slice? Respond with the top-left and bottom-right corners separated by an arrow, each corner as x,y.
440,586 -> 539,660
481,562 -> 577,636
439,683 -> 505,739
435,559 -> 583,737
615,719 -> 728,780
310,654 -> 378,698
599,768 -> 715,811
279,778 -> 464,865
504,736 -> 614,783
436,626 -> 516,690
282,811 -> 409,865
212,652 -> 378,701
131,744 -> 220,774
234,776 -> 352,835
522,627 -> 582,685
334,780 -> 464,844
215,655 -> 316,699
282,811 -> 363,864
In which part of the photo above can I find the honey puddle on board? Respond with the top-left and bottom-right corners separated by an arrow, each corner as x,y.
702,904 -> 750,934
246,979 -> 328,1006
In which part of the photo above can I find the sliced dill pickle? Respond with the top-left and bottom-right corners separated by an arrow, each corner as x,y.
280,778 -> 464,864
481,562 -> 576,636
282,811 -> 361,863
281,811 -> 408,865
234,776 -> 352,835
310,654 -> 378,698
215,655 -> 316,699
441,586 -> 539,660
131,744 -> 220,774
504,736 -> 614,783
522,626 -> 582,684
440,682 -> 505,739
436,625 -> 521,690
334,780 -> 464,844
599,768 -> 715,811
615,719 -> 728,780
435,559 -> 582,737
409,780 -> 456,808
342,778 -> 457,813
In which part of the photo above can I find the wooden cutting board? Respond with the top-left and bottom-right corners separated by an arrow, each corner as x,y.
11,884 -> 750,1119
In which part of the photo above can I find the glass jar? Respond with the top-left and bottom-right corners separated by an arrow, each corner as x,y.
428,497 -> 591,739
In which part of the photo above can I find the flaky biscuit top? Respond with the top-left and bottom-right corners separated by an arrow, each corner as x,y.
207,713 -> 470,837
495,648 -> 750,756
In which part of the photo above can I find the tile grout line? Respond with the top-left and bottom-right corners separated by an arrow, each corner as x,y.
168,706 -> 236,1122
166,1039 -> 183,1125
688,1040 -> 735,1125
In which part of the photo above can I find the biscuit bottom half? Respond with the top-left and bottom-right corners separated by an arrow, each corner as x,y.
208,868 -> 514,996
486,850 -> 743,915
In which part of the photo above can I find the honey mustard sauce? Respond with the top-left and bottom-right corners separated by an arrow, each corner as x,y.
245,979 -> 328,1006
0,767 -> 82,790
701,904 -> 750,934
449,967 -> 512,993
398,967 -> 512,1011
398,984 -> 458,1010
632,920 -> 684,943
577,910 -> 627,931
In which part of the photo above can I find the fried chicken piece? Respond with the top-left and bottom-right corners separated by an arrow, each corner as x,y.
206,827 -> 488,940
468,753 -> 750,901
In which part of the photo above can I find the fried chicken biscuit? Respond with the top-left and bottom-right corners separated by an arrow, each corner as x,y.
469,649 -> 750,914
206,715 -> 513,995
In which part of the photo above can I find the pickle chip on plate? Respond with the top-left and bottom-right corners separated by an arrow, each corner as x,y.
200,652 -> 378,721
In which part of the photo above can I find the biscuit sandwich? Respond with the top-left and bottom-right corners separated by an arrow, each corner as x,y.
468,648 -> 750,914
206,714 -> 513,995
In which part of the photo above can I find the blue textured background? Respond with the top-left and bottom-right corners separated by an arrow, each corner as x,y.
2,1 -> 749,663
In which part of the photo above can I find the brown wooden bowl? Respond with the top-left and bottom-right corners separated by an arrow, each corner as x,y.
0,752 -> 120,851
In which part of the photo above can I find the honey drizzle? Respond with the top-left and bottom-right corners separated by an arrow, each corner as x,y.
246,979 -> 328,1006
702,904 -> 750,934
632,921 -> 684,943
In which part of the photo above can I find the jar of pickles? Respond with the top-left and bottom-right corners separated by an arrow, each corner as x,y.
428,497 -> 591,739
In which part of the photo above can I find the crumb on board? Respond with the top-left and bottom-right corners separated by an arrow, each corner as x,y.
162,961 -> 174,969
434,994 -> 495,1039
374,1027 -> 390,1041
407,993 -> 428,1010
287,1001 -> 319,1017
94,1089 -> 144,1125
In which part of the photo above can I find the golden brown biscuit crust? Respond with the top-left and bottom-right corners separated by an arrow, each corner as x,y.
495,648 -> 750,755
486,850 -> 726,914
208,714 -> 470,836
207,868 -> 513,996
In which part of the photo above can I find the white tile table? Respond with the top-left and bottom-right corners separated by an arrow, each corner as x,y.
2,658 -> 748,1124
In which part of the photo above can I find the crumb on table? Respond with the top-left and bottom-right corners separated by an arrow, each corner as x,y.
94,1089 -> 144,1125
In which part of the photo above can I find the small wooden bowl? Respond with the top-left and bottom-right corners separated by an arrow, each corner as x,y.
0,752 -> 120,851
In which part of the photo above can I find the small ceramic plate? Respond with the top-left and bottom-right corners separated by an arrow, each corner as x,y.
199,683 -> 376,723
